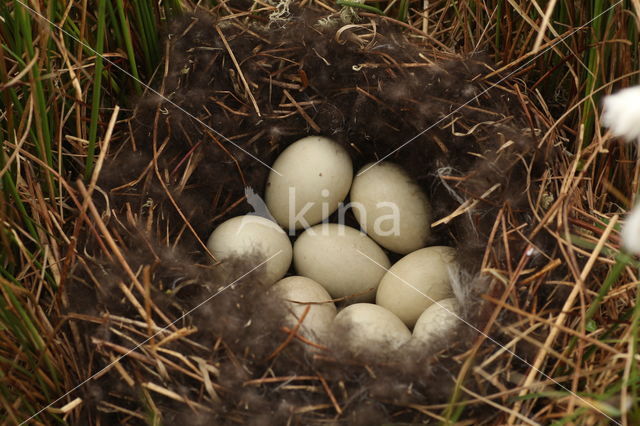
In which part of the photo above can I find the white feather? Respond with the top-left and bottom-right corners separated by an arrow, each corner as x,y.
622,204 -> 640,254
602,86 -> 640,143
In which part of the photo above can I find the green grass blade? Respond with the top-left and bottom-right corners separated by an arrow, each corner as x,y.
85,0 -> 107,179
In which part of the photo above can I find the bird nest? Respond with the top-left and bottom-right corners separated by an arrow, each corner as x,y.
67,7 -> 564,424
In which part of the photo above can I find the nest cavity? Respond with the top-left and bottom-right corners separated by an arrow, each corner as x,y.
69,9 -> 559,425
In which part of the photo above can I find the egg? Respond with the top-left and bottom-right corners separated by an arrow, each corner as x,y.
412,298 -> 461,345
333,303 -> 411,352
270,276 -> 337,340
293,224 -> 390,303
265,136 -> 353,230
350,162 -> 432,254
206,215 -> 292,284
376,246 -> 456,327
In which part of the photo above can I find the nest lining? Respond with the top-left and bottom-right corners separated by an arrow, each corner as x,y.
66,8 -> 562,424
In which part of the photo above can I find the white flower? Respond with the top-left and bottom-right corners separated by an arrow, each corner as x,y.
602,86 -> 640,143
622,204 -> 640,254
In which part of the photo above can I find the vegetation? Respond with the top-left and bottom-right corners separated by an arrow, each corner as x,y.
1,0 -> 639,423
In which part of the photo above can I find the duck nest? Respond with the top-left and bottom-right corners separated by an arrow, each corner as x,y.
67,6 -> 565,425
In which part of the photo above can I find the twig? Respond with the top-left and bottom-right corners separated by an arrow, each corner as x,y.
216,25 -> 261,117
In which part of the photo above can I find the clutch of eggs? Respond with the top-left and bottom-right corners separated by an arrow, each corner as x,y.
206,135 -> 461,352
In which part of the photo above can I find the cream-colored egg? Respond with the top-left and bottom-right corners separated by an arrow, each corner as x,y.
412,298 -> 461,344
293,224 -> 390,303
333,303 -> 411,352
206,215 -> 292,284
265,136 -> 353,230
271,276 -> 337,340
376,246 -> 456,327
350,162 -> 432,254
